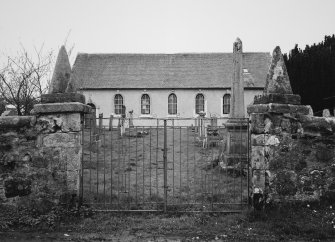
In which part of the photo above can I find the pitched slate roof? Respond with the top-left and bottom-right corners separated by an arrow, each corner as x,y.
71,52 -> 271,89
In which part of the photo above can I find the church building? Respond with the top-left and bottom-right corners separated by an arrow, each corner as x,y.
66,40 -> 270,122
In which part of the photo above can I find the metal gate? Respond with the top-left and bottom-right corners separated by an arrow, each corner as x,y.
80,116 -> 250,212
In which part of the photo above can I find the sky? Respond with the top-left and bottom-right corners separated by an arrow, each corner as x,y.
1,0 -> 335,65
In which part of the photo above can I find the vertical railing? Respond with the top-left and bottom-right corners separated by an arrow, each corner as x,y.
80,117 -> 251,212
163,119 -> 168,212
79,114 -> 85,206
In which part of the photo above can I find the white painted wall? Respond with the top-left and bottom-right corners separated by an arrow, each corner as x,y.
81,88 -> 262,125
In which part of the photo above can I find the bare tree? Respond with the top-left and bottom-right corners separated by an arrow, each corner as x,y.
0,45 -> 54,115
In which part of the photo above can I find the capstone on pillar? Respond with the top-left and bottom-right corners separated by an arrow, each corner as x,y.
49,46 -> 71,94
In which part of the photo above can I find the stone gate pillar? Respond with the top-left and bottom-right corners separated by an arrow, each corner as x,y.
33,45 -> 91,202
33,93 -> 90,197
247,46 -> 310,209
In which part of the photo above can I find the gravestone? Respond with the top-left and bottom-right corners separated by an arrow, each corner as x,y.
129,110 -> 134,128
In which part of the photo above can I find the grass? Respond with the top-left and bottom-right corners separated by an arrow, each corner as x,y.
2,201 -> 335,241
82,126 -> 249,211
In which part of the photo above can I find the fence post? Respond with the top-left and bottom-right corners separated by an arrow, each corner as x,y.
163,119 -> 168,213
109,115 -> 113,131
98,113 -> 103,140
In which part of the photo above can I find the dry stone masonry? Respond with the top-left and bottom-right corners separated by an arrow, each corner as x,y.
248,46 -> 335,209
49,46 -> 72,94
0,46 -> 91,210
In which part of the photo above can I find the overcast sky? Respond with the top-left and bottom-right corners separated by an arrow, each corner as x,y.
1,0 -> 335,64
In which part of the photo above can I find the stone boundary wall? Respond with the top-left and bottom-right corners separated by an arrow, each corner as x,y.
248,106 -> 335,208
0,106 -> 87,210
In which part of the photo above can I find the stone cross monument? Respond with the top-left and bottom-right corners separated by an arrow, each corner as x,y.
230,37 -> 245,120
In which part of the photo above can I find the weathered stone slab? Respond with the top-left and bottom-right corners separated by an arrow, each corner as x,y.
251,134 -> 267,146
247,103 -> 311,115
264,46 -> 293,95
254,93 -> 301,105
264,135 -> 280,146
33,102 -> 91,114
36,113 -> 82,133
252,169 -> 266,191
63,147 -> 81,171
251,134 -> 280,147
249,113 -> 267,134
290,105 -> 313,115
251,146 -> 267,169
67,170 -> 80,192
0,116 -> 36,129
40,133 -> 80,147
41,93 -> 85,104
297,115 -> 334,136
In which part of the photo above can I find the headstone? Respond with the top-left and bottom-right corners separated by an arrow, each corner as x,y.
49,46 -> 71,94
198,111 -> 206,139
323,109 -> 330,117
129,110 -> 134,128
120,105 -> 126,136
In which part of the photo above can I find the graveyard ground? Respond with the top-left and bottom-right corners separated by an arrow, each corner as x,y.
82,127 -> 248,211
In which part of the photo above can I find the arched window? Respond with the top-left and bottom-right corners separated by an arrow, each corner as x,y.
168,93 -> 177,115
223,94 -> 231,114
195,93 -> 204,114
141,94 -> 150,114
114,94 -> 123,115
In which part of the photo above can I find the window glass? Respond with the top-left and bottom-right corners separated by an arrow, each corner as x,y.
223,94 -> 231,114
195,94 -> 204,114
114,94 -> 123,115
141,94 -> 150,114
168,93 -> 177,115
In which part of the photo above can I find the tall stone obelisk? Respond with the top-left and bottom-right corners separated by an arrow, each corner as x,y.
230,38 -> 245,120
225,38 -> 248,166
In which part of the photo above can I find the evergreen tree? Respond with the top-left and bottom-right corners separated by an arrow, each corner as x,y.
284,35 -> 335,116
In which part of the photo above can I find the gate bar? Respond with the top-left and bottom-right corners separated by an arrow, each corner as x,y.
163,119 -> 168,213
